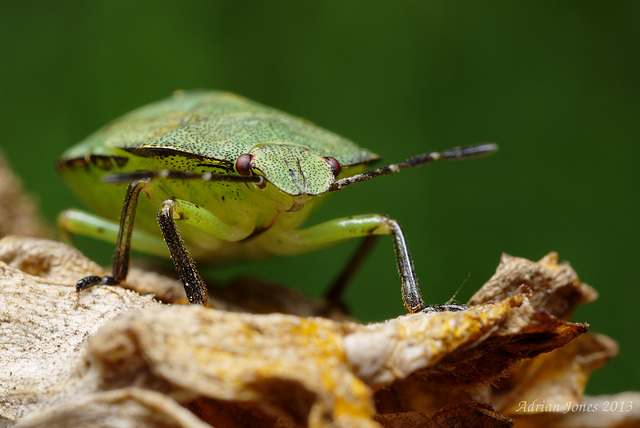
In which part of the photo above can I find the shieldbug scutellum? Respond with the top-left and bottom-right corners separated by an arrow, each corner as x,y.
57,91 -> 497,313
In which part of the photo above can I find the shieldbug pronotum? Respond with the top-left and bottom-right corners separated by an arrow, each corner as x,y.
57,91 -> 497,313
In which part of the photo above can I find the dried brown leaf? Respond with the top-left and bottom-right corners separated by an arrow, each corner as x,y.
14,389 -> 212,428
0,237 -> 635,428
0,235 -> 104,283
0,153 -> 50,239
469,252 -> 598,320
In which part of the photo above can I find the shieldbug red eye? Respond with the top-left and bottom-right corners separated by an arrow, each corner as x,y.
235,154 -> 254,176
323,156 -> 340,177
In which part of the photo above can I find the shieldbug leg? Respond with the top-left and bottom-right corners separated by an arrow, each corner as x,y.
76,179 -> 148,293
324,235 -> 379,312
269,214 -> 427,313
57,208 -> 169,257
154,196 -> 256,305
157,199 -> 208,306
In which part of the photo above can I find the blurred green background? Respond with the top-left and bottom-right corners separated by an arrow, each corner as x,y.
1,1 -> 638,395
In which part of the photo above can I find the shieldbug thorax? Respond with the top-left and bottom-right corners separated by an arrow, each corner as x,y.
57,90 -> 497,313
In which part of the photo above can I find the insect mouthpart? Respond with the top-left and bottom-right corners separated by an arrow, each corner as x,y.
287,195 -> 308,212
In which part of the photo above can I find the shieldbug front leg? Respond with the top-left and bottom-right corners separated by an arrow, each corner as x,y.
269,213 -> 437,313
155,197 -> 256,305
75,179 -> 149,293
157,199 -> 208,305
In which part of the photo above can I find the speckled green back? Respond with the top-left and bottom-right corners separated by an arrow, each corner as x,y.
60,91 -> 379,195
60,91 -> 378,167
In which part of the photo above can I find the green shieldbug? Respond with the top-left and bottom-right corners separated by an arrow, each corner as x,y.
57,91 -> 497,313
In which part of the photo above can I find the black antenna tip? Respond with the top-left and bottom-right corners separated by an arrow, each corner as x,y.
441,143 -> 498,159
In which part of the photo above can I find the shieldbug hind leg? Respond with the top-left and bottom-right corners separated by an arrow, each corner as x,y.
324,235 -> 379,312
